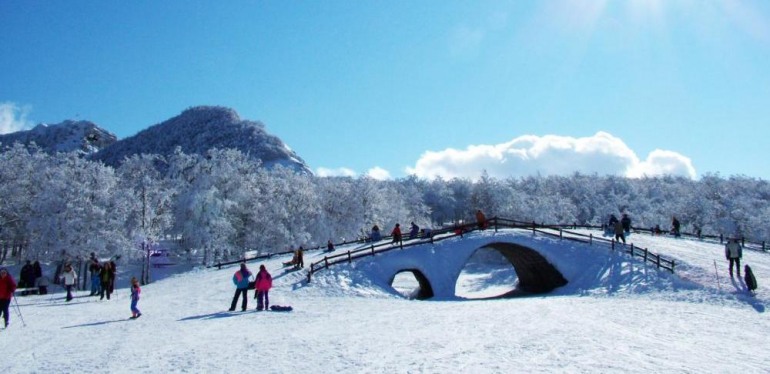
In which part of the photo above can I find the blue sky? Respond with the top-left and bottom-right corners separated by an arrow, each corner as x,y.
2,1 -> 769,180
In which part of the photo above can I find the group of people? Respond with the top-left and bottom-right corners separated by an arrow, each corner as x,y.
606,213 -> 632,244
282,247 -> 305,269
369,220 -> 435,243
229,263 -> 273,312
17,260 -> 50,295
88,253 -> 117,300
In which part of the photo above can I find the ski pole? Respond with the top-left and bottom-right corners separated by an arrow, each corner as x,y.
713,260 -> 722,292
12,293 -> 27,327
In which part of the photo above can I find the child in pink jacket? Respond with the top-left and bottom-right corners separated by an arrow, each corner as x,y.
254,265 -> 272,311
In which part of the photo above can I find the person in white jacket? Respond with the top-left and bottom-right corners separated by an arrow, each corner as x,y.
725,238 -> 743,278
60,264 -> 78,302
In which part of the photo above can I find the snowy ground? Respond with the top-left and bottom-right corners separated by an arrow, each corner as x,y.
1,229 -> 769,373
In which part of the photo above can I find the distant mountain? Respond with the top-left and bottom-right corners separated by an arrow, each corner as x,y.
0,120 -> 117,154
91,106 -> 312,174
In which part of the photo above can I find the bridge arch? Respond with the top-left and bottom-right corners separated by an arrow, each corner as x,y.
382,240 -> 567,299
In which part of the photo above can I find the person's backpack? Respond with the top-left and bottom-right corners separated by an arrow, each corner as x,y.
745,264 -> 758,292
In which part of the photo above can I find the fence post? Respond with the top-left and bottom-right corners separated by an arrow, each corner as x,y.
324,256 -> 329,269
656,254 -> 661,269
671,260 -> 676,273
494,217 -> 498,233
371,245 -> 375,256
532,221 -> 536,235
630,243 -> 634,256
643,248 -> 648,262
347,251 -> 352,263
589,234 -> 592,245
559,229 -> 563,240
307,264 -> 313,283
720,234 -> 723,244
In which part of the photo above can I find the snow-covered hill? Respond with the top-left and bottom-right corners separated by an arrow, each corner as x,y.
0,120 -> 117,154
91,106 -> 312,174
1,229 -> 768,373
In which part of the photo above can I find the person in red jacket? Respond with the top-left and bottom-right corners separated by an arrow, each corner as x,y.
0,267 -> 18,328
254,265 -> 272,311
391,223 -> 402,244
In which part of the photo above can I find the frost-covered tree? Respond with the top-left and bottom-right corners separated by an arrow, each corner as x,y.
118,154 -> 176,284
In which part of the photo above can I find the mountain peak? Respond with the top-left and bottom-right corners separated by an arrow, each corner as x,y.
0,119 -> 117,154
91,106 -> 311,174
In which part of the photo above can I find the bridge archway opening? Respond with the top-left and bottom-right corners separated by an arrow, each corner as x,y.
456,242 -> 568,299
390,269 -> 434,300
455,247 -> 519,299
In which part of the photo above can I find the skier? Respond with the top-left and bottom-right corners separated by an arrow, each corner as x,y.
229,263 -> 252,312
391,223 -> 402,244
326,240 -> 335,252
60,263 -> 77,302
129,277 -> 142,319
0,267 -> 17,328
254,264 -> 272,311
725,238 -> 743,277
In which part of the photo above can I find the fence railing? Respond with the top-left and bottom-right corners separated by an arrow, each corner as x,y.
305,217 -> 677,282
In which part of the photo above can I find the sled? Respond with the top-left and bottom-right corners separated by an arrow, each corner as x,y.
270,305 -> 293,312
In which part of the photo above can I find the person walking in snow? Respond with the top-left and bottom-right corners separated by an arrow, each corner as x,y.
60,263 -> 77,302
0,267 -> 18,328
254,264 -> 272,311
229,263 -> 252,311
130,277 -> 142,319
89,254 -> 101,296
620,214 -> 631,236
296,246 -> 305,269
391,223 -> 402,244
326,240 -> 335,252
613,220 -> 626,244
99,262 -> 115,300
475,210 -> 487,230
725,238 -> 743,277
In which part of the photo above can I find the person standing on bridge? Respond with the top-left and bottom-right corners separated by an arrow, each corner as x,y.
391,223 -> 402,244
475,210 -> 487,230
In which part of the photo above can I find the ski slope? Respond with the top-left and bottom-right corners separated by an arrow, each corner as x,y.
1,229 -> 768,373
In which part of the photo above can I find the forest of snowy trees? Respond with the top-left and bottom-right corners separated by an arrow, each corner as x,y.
2,143 -> 769,268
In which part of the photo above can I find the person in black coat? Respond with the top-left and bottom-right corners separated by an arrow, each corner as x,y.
19,261 -> 35,289
620,214 -> 631,235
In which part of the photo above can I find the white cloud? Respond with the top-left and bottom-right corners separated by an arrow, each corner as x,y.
316,167 -> 357,178
367,166 -> 392,181
0,102 -> 32,134
406,131 -> 696,180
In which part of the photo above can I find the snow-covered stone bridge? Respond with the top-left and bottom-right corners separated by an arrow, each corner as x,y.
352,232 -> 569,300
